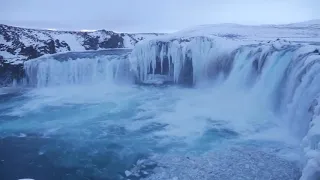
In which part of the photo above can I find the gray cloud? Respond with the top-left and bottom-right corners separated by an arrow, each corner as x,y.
1,0 -> 319,32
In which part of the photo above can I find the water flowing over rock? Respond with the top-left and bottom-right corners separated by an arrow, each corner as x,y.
130,36 -> 320,180
23,50 -> 133,87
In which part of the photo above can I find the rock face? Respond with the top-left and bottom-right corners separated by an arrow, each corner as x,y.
0,58 -> 24,86
0,24 -> 163,62
0,24 -> 164,86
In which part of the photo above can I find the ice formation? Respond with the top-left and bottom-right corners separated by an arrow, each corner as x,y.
129,36 -> 320,179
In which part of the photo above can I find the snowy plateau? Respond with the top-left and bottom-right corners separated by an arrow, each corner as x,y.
1,20 -> 320,180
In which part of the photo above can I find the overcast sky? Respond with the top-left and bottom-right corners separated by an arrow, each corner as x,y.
1,0 -> 320,32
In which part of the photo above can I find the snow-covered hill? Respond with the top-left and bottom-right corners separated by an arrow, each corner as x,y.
0,24 -> 164,63
156,20 -> 320,44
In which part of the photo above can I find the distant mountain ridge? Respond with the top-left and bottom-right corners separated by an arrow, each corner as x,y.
0,24 -> 164,63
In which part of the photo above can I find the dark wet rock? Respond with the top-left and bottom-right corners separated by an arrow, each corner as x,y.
178,52 -> 193,86
207,51 -> 236,81
0,60 -> 24,86
19,46 -> 41,59
55,39 -> 70,51
308,99 -> 319,123
99,33 -> 124,49
252,58 -> 259,72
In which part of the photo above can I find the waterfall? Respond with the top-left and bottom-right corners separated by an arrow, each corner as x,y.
130,37 -> 320,180
23,51 -> 134,87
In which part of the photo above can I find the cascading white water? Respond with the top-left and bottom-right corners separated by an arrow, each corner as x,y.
130,37 -> 320,180
23,51 -> 134,87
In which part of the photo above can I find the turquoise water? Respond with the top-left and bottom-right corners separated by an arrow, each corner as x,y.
0,85 -> 301,180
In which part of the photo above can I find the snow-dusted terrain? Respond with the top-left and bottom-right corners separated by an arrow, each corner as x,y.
0,24 -> 163,63
162,19 -> 320,43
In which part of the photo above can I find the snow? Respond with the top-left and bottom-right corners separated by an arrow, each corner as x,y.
122,35 -> 136,49
80,29 -> 96,32
0,51 -> 24,63
34,31 -> 51,41
0,51 -> 16,58
122,33 -> 164,49
19,34 -> 38,46
52,33 -> 85,51
156,21 -> 320,44
285,19 -> 320,28
0,34 -> 11,46
131,33 -> 164,41
88,30 -> 112,43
